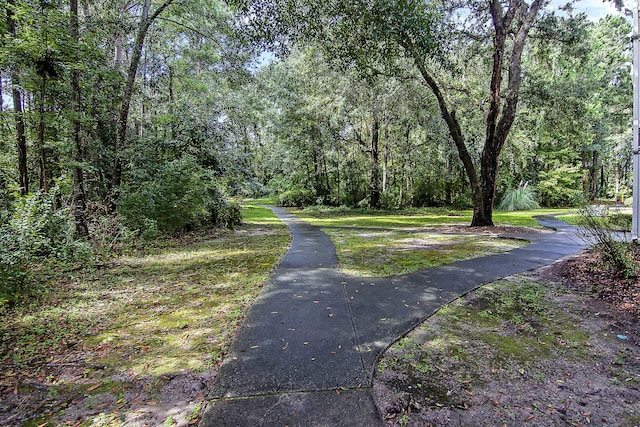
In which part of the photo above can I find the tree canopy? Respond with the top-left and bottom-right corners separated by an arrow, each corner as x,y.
0,0 -> 633,241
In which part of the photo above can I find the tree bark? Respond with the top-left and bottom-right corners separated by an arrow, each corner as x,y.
473,0 -> 545,226
403,0 -> 544,226
37,73 -> 49,192
70,0 -> 89,237
7,0 -> 28,195
369,112 -> 381,209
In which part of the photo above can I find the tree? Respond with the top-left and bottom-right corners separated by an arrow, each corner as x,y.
233,0 -> 555,225
70,0 -> 88,236
113,0 -> 175,194
5,0 -> 28,195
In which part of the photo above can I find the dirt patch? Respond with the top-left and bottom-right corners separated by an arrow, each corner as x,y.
373,253 -> 640,426
1,362 -> 214,426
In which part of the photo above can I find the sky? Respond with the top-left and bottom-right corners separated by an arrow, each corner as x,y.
552,0 -> 628,20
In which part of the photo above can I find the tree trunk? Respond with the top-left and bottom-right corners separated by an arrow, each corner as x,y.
402,0 -> 543,226
37,73 -> 49,192
11,81 -> 28,196
369,113 -> 381,209
70,0 -> 88,237
7,0 -> 28,195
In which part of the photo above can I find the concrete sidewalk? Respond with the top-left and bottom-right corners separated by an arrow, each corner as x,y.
200,210 -> 586,426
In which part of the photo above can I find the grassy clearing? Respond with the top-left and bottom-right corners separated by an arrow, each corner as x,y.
0,204 -> 290,425
293,207 -> 565,277
295,206 -> 571,228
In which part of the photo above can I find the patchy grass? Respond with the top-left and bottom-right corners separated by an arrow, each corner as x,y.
324,228 -> 524,277
374,273 -> 640,426
0,204 -> 290,426
293,207 -> 554,277
295,206 -> 570,228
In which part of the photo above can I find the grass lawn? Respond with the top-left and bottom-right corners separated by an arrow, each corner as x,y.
294,206 -> 572,228
293,207 -> 571,277
0,204 -> 290,426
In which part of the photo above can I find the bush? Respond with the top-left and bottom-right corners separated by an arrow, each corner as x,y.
277,188 -> 315,207
118,156 -> 241,232
537,166 -> 585,207
0,189 -> 92,305
608,212 -> 632,231
578,207 -> 636,279
498,182 -> 540,211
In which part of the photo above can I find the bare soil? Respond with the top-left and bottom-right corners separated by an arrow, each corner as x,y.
373,250 -> 640,426
1,361 -> 214,426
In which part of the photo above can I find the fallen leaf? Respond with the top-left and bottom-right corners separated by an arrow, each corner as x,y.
87,382 -> 102,391
328,313 -> 334,318
250,345 -> 260,349
281,342 -> 288,351
524,415 -> 534,422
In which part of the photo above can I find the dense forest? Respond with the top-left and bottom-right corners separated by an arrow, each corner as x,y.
0,1 -> 632,291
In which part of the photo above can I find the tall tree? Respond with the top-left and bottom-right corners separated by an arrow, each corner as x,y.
5,0 -> 28,195
113,0 -> 175,192
70,0 -> 88,236
233,0 -> 549,225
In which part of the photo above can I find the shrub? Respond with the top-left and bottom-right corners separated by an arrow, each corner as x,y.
278,188 -> 314,207
536,166 -> 585,207
118,156 -> 241,232
0,189 -> 92,305
578,207 -> 636,279
498,182 -> 540,211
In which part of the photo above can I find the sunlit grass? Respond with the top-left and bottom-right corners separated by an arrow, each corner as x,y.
289,206 -> 565,276
295,207 -> 571,229
0,205 -> 290,379
325,228 -> 525,277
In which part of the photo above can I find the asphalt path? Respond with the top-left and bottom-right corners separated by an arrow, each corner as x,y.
200,208 -> 586,426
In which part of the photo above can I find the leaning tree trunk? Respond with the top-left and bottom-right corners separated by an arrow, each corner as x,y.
112,0 -> 174,200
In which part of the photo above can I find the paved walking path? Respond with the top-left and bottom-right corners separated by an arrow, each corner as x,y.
200,208 -> 586,426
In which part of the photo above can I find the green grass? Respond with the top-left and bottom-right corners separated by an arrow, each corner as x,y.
291,207 -> 568,276
325,228 -> 524,277
295,207 -> 571,228
1,203 -> 290,377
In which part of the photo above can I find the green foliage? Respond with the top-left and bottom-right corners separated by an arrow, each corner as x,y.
608,212 -> 632,231
536,166 -> 585,207
277,188 -> 315,207
498,182 -> 540,211
0,189 -> 92,304
118,156 -> 241,233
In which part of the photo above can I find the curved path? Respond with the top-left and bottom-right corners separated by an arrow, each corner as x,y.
200,208 -> 585,426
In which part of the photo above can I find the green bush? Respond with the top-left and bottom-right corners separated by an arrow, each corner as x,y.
118,156 -> 241,233
608,212 -> 632,231
536,166 -> 585,207
498,182 -> 540,211
277,188 -> 315,207
0,189 -> 92,305
578,208 -> 636,279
